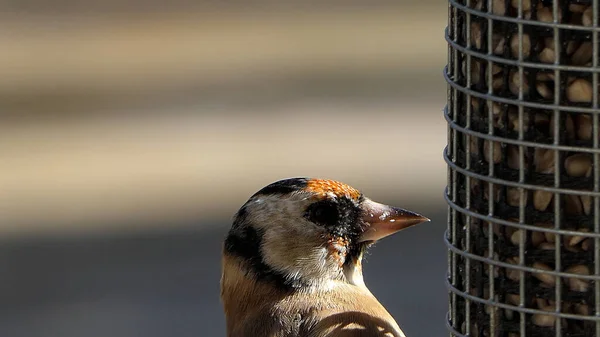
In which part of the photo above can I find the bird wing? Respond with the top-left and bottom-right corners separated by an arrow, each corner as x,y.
306,309 -> 406,337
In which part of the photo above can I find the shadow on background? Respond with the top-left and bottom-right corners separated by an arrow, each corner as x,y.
1,1 -> 448,336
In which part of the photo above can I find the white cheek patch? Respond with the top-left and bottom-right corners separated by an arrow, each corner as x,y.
244,193 -> 348,288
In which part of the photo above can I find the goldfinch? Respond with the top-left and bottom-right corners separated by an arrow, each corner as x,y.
221,177 -> 429,337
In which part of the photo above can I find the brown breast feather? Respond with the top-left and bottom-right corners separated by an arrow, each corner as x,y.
221,254 -> 406,337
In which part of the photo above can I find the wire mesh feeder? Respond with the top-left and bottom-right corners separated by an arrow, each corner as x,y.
445,0 -> 600,336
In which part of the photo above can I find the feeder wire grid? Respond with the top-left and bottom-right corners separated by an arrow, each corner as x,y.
445,0 -> 600,336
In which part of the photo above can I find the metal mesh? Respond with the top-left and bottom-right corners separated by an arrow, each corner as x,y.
445,0 -> 600,336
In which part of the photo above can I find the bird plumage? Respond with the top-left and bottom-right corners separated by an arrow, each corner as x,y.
220,178 -> 429,337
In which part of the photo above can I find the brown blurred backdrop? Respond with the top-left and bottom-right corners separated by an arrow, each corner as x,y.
1,2 -> 448,337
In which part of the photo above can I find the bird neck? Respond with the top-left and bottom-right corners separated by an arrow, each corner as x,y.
221,253 -> 372,317
221,251 -> 369,304
220,253 -> 291,331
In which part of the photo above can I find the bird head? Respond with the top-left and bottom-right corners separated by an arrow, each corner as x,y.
223,177 -> 429,291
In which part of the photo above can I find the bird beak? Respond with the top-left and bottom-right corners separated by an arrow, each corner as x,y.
358,198 -> 430,243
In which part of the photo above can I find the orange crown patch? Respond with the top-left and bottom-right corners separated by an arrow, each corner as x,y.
305,179 -> 362,200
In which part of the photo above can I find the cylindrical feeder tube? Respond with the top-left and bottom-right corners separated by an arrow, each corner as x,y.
445,0 -> 600,336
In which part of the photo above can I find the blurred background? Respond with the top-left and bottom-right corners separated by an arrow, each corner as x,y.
1,1 -> 448,336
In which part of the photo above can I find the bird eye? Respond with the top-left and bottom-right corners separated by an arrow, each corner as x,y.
305,200 -> 339,227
